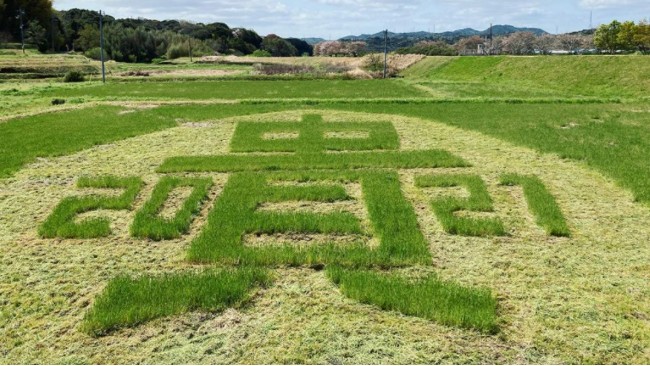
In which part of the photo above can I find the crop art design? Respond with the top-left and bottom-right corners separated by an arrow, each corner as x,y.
40,114 -> 570,335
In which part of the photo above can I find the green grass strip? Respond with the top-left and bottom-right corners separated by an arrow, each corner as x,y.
39,176 -> 143,239
500,174 -> 570,237
158,150 -> 469,173
82,267 -> 271,336
327,267 -> 498,333
187,171 -> 431,268
416,174 -> 505,237
130,176 -> 213,241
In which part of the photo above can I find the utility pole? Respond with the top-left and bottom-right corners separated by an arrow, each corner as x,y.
99,10 -> 106,83
383,29 -> 388,79
590,11 -> 593,29
16,9 -> 25,54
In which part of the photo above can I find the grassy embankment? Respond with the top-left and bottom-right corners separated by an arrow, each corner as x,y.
403,55 -> 650,100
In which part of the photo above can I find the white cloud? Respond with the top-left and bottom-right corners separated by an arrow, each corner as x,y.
579,0 -> 631,8
51,0 -> 650,39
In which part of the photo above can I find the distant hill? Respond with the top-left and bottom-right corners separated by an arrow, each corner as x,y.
301,38 -> 326,45
340,25 -> 548,52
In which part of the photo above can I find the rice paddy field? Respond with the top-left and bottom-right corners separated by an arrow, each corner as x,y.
0,54 -> 649,364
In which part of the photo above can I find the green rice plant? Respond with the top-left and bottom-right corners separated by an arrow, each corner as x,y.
82,267 -> 271,336
416,174 -> 505,237
130,176 -> 213,241
327,267 -> 498,333
158,149 -> 468,173
39,176 -> 143,239
230,114 -> 400,153
188,171 -> 431,268
500,174 -> 570,237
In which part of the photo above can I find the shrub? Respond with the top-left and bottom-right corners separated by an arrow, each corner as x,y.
251,49 -> 272,57
84,47 -> 109,61
166,43 -> 187,60
63,71 -> 85,83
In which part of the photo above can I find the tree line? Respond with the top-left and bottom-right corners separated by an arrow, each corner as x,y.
1,2 -> 647,60
0,2 -> 313,62
393,20 -> 649,56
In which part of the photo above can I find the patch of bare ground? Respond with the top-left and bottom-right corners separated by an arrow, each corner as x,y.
0,110 -> 648,363
198,54 -> 423,79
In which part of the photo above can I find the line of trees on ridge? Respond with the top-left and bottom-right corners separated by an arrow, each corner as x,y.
0,3 -> 313,62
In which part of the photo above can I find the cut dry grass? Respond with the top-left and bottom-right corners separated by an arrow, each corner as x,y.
1,109 -> 649,364
38,176 -> 143,239
500,174 -> 570,237
0,105 -> 178,178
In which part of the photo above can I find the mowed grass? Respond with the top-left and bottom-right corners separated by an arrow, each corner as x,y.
3,100 -> 648,207
500,174 -> 570,236
0,106 -> 177,178
43,79 -> 429,100
39,176 -> 143,239
83,267 -> 272,336
327,267 -> 498,333
403,56 -> 650,99
313,102 -> 650,206
84,167 -> 497,334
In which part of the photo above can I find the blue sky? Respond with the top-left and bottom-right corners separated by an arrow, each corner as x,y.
52,0 -> 650,39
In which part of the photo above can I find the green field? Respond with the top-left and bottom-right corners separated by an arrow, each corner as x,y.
1,54 -> 649,364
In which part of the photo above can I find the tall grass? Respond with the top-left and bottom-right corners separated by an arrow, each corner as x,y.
131,176 -> 213,241
82,267 -> 271,336
158,150 -> 468,173
500,174 -> 570,237
187,171 -> 431,267
327,267 -> 498,333
39,176 -> 143,239
416,174 -> 505,237
230,114 -> 400,153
